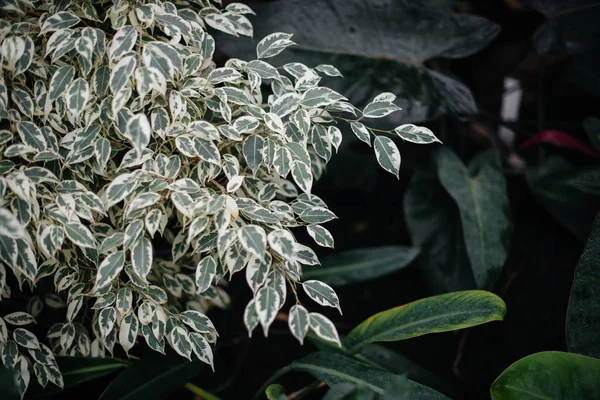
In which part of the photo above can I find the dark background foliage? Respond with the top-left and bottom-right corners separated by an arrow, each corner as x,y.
4,0 -> 600,399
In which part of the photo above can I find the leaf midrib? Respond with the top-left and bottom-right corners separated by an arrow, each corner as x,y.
498,384 -> 553,400
303,253 -> 412,278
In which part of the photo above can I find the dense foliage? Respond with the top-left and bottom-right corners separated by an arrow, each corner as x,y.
0,0 -> 445,396
2,0 -> 600,399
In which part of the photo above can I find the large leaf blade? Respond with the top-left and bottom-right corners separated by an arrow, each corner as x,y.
218,0 -> 499,122
344,290 -> 506,353
302,246 -> 419,287
404,163 -> 475,293
437,149 -> 511,290
490,351 -> 600,400
289,352 -> 449,399
566,212 -> 600,358
99,352 -> 207,400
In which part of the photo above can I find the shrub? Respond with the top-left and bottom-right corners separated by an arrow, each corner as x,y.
0,0 -> 439,395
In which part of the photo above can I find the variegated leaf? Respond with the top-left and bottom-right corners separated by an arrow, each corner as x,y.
303,280 -> 342,314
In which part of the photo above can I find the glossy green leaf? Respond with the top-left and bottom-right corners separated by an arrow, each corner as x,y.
567,212 -> 600,358
302,246 -> 419,287
437,149 -> 511,290
344,290 -> 506,353
490,351 -> 600,400
99,352 -> 207,400
289,352 -> 449,398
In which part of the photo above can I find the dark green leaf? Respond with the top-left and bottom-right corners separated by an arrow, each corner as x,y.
517,1 -> 600,54
218,0 -> 499,122
289,352 -> 449,398
437,149 -> 511,290
404,161 -> 475,294
583,117 -> 600,152
57,357 -> 128,388
344,290 -> 506,353
490,351 -> 600,400
302,246 -> 419,287
527,157 -> 600,242
566,212 -> 600,358
99,352 -> 207,400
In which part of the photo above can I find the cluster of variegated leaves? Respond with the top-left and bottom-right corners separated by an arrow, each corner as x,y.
0,0 -> 440,396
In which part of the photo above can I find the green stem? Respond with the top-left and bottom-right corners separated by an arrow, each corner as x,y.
184,383 -> 221,400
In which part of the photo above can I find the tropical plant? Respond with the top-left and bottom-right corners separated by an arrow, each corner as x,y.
0,0 -> 443,397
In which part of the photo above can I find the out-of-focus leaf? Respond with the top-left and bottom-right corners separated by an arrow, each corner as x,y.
99,352 -> 206,400
344,290 -> 506,353
490,351 -> 600,400
383,375 -> 412,400
57,356 -> 129,388
356,344 -> 453,397
266,384 -> 288,400
566,213 -> 600,358
518,0 -> 600,54
302,246 -> 419,287
583,117 -> 600,152
0,365 -> 19,400
520,130 -> 600,159
404,160 -> 475,294
437,149 -> 511,290
218,0 -> 500,122
289,352 -> 450,398
527,156 -> 600,242
307,333 -> 452,396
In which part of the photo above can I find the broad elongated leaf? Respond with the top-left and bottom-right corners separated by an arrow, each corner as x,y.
288,352 -> 450,398
517,1 -> 600,54
527,159 -> 600,242
566,213 -> 600,358
344,290 -> 506,353
404,161 -> 475,294
437,149 -> 511,290
490,351 -> 600,400
57,357 -> 128,388
355,344 -> 452,395
303,246 -> 419,287
219,0 -> 499,122
99,352 -> 207,400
